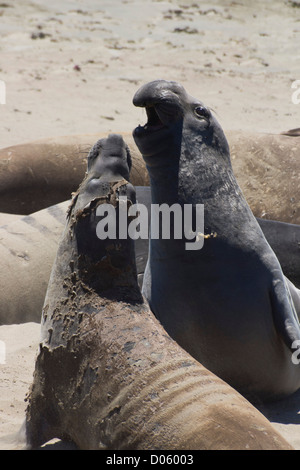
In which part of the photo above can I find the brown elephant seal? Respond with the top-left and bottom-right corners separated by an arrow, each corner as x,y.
25,134 -> 292,450
0,201 -> 70,325
227,129 -> 300,224
0,130 -> 299,224
133,79 -> 300,403
0,133 -> 148,215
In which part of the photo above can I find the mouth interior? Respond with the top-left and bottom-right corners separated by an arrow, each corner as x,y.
144,106 -> 165,130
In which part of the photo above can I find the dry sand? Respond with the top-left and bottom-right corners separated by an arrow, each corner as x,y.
1,0 -> 300,148
0,0 -> 300,450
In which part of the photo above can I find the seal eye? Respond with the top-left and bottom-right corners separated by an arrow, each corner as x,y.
194,106 -> 210,120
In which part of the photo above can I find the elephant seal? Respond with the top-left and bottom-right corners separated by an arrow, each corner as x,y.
0,133 -> 148,215
133,79 -> 300,403
226,129 -> 300,225
0,200 -> 70,325
25,134 -> 292,450
0,130 -> 299,223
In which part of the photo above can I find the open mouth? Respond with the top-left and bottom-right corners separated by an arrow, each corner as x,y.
135,105 -> 167,135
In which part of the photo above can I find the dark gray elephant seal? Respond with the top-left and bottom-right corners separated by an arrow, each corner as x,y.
133,80 -> 300,403
134,188 -> 300,290
24,134 -> 292,450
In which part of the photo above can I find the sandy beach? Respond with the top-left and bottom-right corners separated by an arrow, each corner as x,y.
0,0 -> 300,450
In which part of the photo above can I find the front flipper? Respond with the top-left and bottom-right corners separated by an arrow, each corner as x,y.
270,276 -> 300,351
285,276 -> 300,321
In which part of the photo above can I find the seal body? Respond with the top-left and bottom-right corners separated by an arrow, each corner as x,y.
0,133 -> 148,215
227,130 -> 300,224
1,131 -> 299,222
25,134 -> 292,450
133,80 -> 300,403
0,201 -> 69,325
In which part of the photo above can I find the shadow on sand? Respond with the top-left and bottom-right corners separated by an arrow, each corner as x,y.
257,388 -> 300,425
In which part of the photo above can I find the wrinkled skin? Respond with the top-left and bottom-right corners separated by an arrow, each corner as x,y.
133,80 -> 300,403
24,133 -> 292,450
